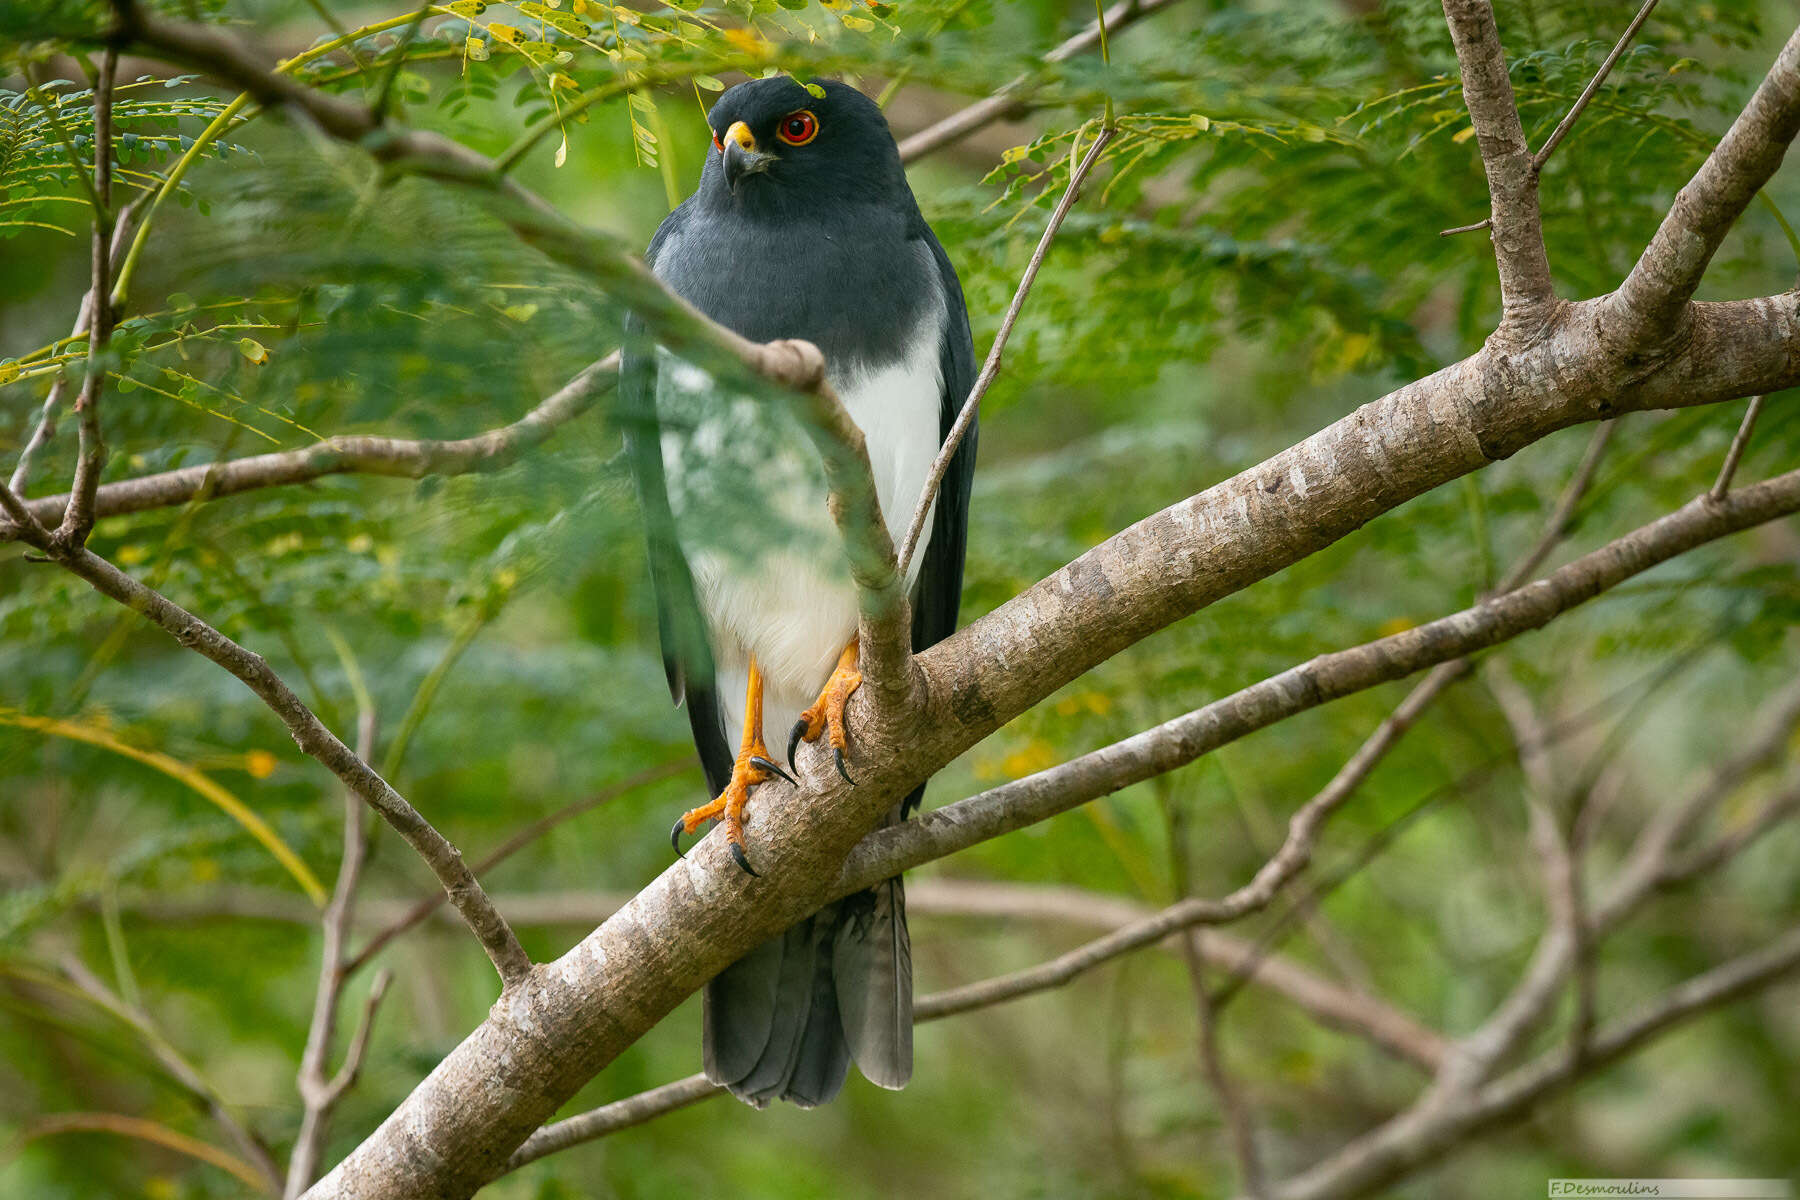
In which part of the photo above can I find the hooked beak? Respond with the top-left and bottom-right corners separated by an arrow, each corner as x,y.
720,120 -> 775,194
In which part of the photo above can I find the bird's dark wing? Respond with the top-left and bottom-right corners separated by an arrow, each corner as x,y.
621,206 -> 730,777
622,205 -> 714,704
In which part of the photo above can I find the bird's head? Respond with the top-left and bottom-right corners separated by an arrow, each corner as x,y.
701,77 -> 905,209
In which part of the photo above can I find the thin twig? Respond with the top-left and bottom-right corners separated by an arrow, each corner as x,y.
287,706 -> 379,1198
896,125 -> 1116,577
1530,0 -> 1661,173
60,956 -> 284,1193
895,0 -> 1183,162
1494,420 -> 1617,592
1709,394 -> 1765,501
51,48 -> 120,554
5,525 -> 533,986
10,194 -> 146,499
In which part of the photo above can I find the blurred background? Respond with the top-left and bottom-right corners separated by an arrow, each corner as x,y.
2,0 -> 1798,1196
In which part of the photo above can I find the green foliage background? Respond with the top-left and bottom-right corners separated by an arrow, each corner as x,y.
2,0 -> 1798,1196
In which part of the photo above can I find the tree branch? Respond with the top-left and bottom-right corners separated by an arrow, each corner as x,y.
897,124 -> 1115,579
7,355 -> 615,536
1269,925 -> 1800,1200
287,707 -> 380,1198
1609,23 -> 1800,348
1529,0 -> 1660,173
1709,394 -> 1765,501
51,47 -> 120,554
894,0 -> 1186,163
840,467 -> 1800,895
4,522 -> 532,988
10,193 -> 145,499
1439,0 -> 1556,328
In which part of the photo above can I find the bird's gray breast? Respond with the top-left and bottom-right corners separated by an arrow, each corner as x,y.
651,209 -> 945,718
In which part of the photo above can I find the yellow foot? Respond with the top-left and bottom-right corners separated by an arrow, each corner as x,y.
671,655 -> 791,876
787,637 -> 862,785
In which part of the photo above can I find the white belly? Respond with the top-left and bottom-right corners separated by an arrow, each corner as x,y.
658,316 -> 943,745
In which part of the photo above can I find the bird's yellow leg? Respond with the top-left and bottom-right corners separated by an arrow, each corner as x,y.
786,636 -> 862,784
673,656 -> 792,876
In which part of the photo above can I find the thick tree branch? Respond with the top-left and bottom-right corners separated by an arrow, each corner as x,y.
1439,0 -> 1556,328
8,355 -> 614,535
1609,23 -> 1800,348
841,467 -> 1800,895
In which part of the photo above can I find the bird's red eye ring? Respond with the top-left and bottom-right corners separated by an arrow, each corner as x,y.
711,131 -> 724,154
776,109 -> 818,146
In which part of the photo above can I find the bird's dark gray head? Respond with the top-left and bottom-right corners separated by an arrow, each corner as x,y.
699,77 -> 908,214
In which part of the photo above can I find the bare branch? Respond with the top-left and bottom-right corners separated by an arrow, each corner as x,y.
1271,925 -> 1800,1200
1495,420 -> 1616,591
894,0 -> 1187,163
7,528 -> 533,987
51,47 -> 120,554
897,124 -> 1116,578
1529,0 -> 1661,173
11,355 -> 616,535
1439,0 -> 1556,326
505,1074 -> 719,1169
10,194 -> 146,499
1709,394 -> 1766,501
61,956 -> 284,1194
1610,23 -> 1800,347
288,707 -> 379,1198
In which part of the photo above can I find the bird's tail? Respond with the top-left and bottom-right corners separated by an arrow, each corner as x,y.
702,794 -> 916,1107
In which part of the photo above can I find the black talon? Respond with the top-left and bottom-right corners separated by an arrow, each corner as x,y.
670,817 -> 688,857
749,754 -> 796,786
729,842 -> 760,877
786,718 -> 807,773
833,746 -> 856,785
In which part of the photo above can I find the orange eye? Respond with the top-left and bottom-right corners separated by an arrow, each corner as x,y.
776,109 -> 818,146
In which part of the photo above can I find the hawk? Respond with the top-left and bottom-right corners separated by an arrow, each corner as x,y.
621,76 -> 976,1107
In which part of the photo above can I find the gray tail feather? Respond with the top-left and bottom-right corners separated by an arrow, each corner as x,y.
702,792 -> 917,1107
833,875 -> 912,1090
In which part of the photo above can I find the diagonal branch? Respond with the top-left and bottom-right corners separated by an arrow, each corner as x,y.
1270,925 -> 1800,1200
1439,0 -> 1556,327
1609,22 -> 1800,348
839,466 -> 1800,894
897,123 -> 1115,578
5,517 -> 532,987
894,0 -> 1188,163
